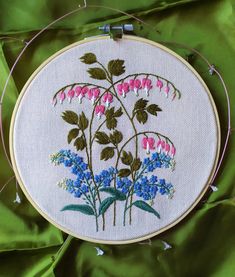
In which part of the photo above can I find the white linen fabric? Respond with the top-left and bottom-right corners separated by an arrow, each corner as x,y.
12,37 -> 219,243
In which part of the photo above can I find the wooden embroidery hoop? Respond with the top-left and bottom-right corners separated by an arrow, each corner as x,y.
9,35 -> 221,244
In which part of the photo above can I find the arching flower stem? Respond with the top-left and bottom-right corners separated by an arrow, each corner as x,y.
108,79 -> 139,226
116,131 -> 173,225
96,61 -> 113,83
88,87 -> 115,230
108,77 -> 138,226
52,82 -> 108,101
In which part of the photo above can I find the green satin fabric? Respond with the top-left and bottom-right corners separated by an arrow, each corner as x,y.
0,0 -> 235,276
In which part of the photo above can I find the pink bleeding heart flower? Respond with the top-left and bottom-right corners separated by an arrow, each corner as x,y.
75,86 -> 87,103
88,88 -> 100,105
81,86 -> 89,98
142,78 -> 152,96
95,105 -> 105,119
117,82 -> 129,98
164,86 -> 170,98
129,79 -> 135,91
75,86 -> 82,96
129,79 -> 141,96
117,84 -> 122,94
59,91 -> 66,104
134,79 -> 141,96
165,143 -> 170,154
156,139 -> 162,153
157,80 -> 163,91
171,146 -> 176,157
67,89 -> 75,103
102,92 -> 113,107
142,137 -> 155,154
156,139 -> 166,153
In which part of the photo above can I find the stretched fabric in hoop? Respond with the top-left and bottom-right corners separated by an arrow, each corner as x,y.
10,36 -> 220,243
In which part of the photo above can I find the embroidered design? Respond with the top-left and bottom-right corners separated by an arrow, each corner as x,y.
50,52 -> 181,231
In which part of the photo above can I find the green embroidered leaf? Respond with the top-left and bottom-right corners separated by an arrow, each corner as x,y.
132,200 -> 160,218
146,104 -> 162,116
121,151 -> 133,166
118,168 -> 131,178
110,130 -> 123,145
87,67 -> 106,80
134,98 -> 148,110
136,110 -> 148,124
61,204 -> 94,215
105,107 -> 115,119
99,197 -> 115,215
67,128 -> 80,144
106,107 -> 123,119
95,131 -> 110,144
74,136 -> 86,151
78,112 -> 89,130
106,118 -> 117,130
100,147 -> 115,161
100,187 -> 126,201
114,107 -> 123,117
80,53 -> 97,64
105,107 -> 122,130
131,158 -> 142,171
108,59 -> 125,76
61,111 -> 78,125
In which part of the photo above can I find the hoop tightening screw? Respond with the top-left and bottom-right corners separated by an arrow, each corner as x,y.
99,24 -> 134,33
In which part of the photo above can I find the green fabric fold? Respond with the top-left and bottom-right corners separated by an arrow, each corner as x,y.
0,0 -> 235,276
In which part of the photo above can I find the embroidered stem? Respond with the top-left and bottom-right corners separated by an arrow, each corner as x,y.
123,189 -> 132,226
106,78 -> 119,226
89,188 -> 99,232
128,188 -> 134,225
117,72 -> 181,99
89,124 -> 105,231
97,61 -> 112,82
109,79 -> 139,226
52,71 -> 181,105
128,118 -> 138,225
81,129 -> 90,166
88,87 -> 114,231
52,54 -> 179,231
79,186 -> 99,231
120,131 -> 174,151
116,131 -> 173,225
91,119 -> 107,144
72,161 -> 99,231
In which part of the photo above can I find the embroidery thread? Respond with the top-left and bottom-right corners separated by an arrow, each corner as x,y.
50,53 -> 180,231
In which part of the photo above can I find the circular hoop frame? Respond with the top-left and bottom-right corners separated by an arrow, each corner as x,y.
9,35 -> 221,244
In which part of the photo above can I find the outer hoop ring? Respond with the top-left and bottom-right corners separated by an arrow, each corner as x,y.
9,35 -> 221,244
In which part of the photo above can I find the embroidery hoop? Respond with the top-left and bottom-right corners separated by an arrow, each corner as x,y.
9,35 -> 221,244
